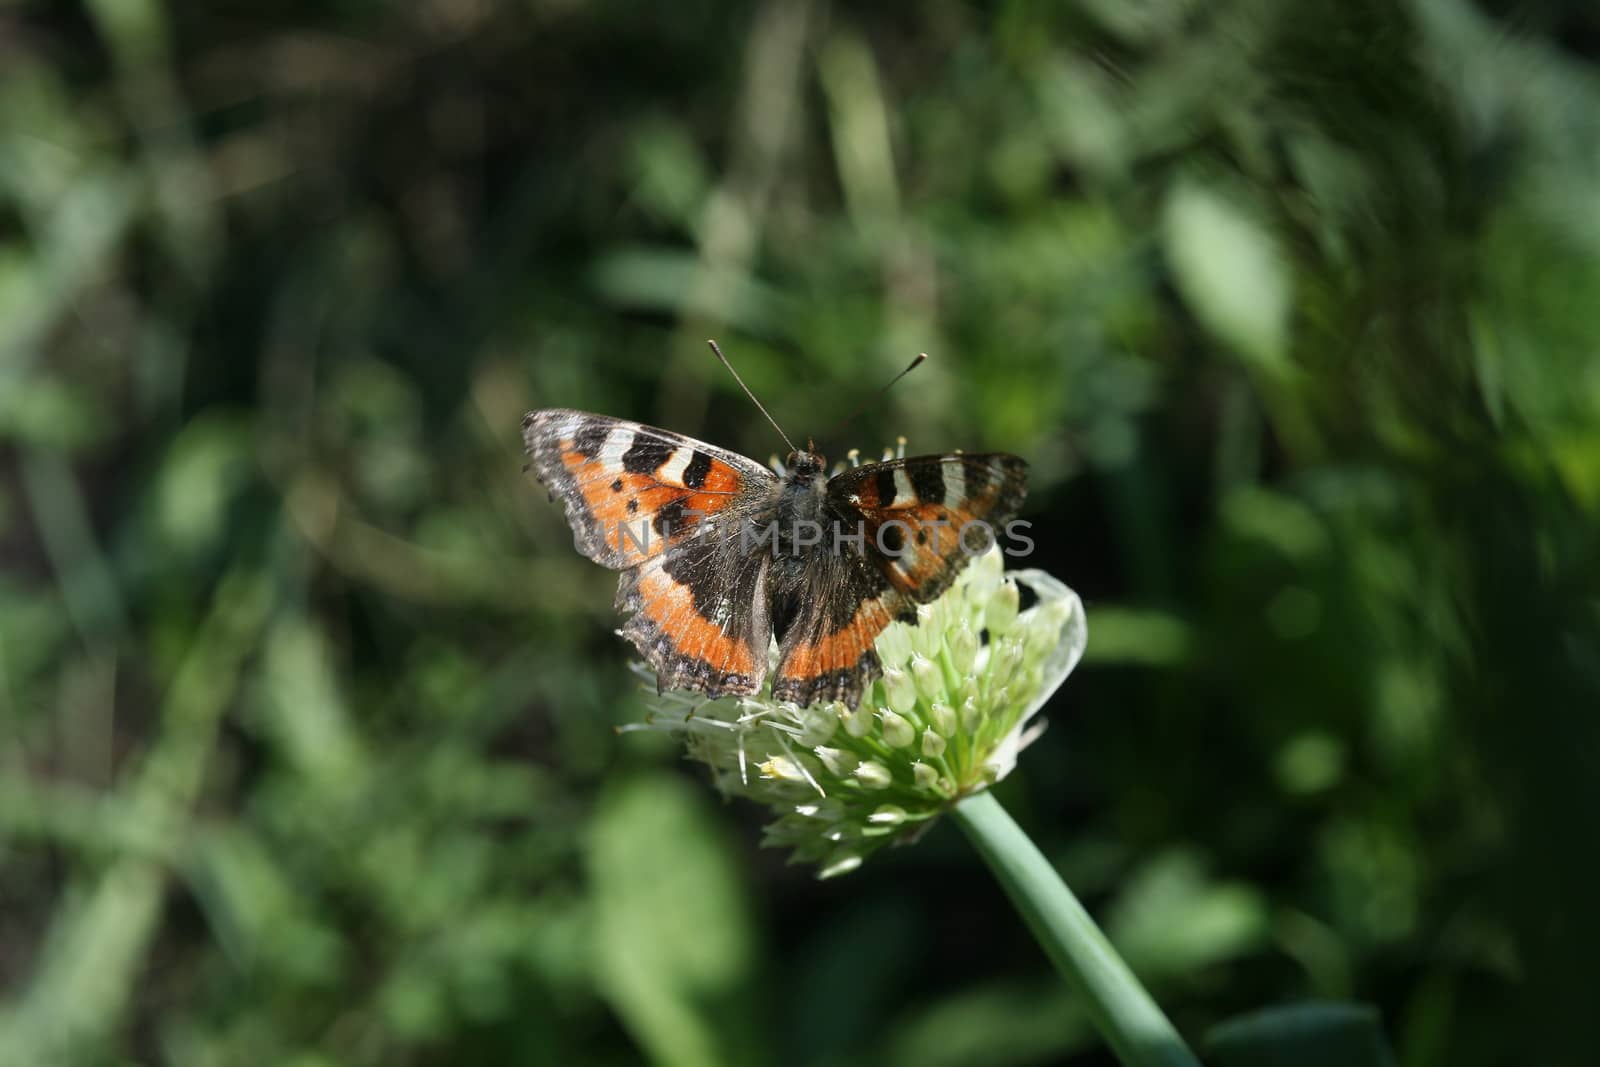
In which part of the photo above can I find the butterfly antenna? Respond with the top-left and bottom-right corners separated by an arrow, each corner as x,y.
707,339 -> 798,454
823,352 -> 927,443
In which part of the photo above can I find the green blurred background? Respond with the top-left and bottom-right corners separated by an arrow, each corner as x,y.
3,1 -> 1598,1064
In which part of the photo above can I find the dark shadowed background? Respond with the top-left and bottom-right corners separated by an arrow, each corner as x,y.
3,1 -> 1599,1064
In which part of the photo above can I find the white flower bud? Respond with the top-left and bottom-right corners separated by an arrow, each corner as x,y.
912,761 -> 940,790
844,702 -> 875,738
868,804 -> 907,825
911,654 -> 944,701
1024,600 -> 1073,658
911,603 -> 943,656
968,544 -> 1004,590
814,746 -> 849,776
987,578 -> 1020,636
876,623 -> 914,668
796,704 -> 840,746
819,851 -> 863,879
959,674 -> 981,707
854,760 -> 892,789
949,620 -> 979,673
927,701 -> 956,736
878,708 -> 916,748
993,636 -> 1025,679
921,728 -> 947,758
882,665 -> 918,715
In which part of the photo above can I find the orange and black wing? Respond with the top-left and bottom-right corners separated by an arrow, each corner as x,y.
523,409 -> 771,569
826,453 -> 1027,602
523,409 -> 777,699
770,550 -> 909,708
769,453 -> 1027,708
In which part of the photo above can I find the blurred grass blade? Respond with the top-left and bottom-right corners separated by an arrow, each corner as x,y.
0,571 -> 272,1061
20,450 -> 127,642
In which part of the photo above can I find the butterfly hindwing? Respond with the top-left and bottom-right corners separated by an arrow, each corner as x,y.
617,536 -> 773,699
770,549 -> 908,707
767,453 -> 1027,708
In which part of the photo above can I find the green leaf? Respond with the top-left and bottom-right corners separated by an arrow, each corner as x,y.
1080,607 -> 1193,666
1105,850 -> 1269,979
1164,180 -> 1292,374
188,827 -> 343,983
1205,1002 -> 1397,1067
589,773 -> 757,1067
150,412 -> 252,556
589,245 -> 781,329
255,620 -> 366,789
886,980 -> 1092,1067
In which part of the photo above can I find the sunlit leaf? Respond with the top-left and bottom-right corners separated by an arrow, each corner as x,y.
589,774 -> 757,1067
1165,180 -> 1292,374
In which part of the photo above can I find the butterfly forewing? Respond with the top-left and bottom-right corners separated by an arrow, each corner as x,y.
524,409 -> 777,698
523,409 -> 775,568
824,453 -> 1028,602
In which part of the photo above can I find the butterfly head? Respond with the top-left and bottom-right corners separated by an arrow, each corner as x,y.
784,449 -> 827,482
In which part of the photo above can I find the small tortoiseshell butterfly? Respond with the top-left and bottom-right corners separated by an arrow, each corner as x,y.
523,346 -> 1026,709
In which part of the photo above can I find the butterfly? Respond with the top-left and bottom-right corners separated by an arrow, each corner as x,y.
522,355 -> 1027,710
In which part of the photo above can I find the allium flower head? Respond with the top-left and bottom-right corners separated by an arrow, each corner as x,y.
626,547 -> 1087,877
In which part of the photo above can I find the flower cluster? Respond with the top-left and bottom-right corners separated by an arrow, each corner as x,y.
625,547 -> 1087,877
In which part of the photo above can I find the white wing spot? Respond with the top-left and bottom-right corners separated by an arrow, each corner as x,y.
660,448 -> 692,484
943,461 -> 967,509
892,468 -> 914,506
600,427 -> 635,463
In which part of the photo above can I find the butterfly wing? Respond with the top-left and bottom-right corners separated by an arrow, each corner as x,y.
523,409 -> 773,568
524,409 -> 779,698
768,548 -> 908,707
769,452 -> 1027,708
825,452 -> 1028,601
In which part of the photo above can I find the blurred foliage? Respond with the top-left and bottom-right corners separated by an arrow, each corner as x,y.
1,0 -> 1597,1064
1205,1002 -> 1397,1067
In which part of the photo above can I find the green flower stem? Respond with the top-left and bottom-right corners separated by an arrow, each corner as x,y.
953,791 -> 1202,1067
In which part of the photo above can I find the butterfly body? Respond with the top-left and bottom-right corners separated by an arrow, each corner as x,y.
524,408 -> 1027,709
